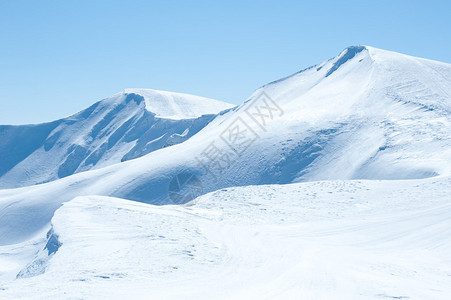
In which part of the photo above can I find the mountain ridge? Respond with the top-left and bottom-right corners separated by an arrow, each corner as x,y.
0,90 -> 235,188
0,45 -> 450,245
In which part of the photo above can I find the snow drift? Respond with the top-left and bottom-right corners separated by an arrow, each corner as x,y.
1,176 -> 451,299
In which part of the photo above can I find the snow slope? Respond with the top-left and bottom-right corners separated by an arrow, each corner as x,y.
1,176 -> 450,299
0,45 -> 450,299
0,46 -> 450,246
125,88 -> 235,120
0,89 -> 234,188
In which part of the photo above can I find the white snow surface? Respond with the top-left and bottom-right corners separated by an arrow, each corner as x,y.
0,89 -> 234,188
1,176 -> 450,299
0,45 -> 451,299
124,88 -> 235,119
1,45 -> 450,245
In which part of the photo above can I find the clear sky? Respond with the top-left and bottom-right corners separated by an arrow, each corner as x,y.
1,0 -> 450,124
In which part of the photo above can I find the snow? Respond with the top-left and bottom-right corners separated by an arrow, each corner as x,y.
1,176 -> 450,299
124,88 -> 235,120
0,46 -> 449,242
0,90 -> 234,188
0,45 -> 450,299
1,46 -> 450,244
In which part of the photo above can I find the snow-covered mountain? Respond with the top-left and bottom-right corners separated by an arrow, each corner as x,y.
1,45 -> 450,244
0,89 -> 234,188
1,45 -> 450,299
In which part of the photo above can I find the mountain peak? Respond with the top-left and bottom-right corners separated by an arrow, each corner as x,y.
325,45 -> 367,77
343,45 -> 367,52
122,88 -> 234,120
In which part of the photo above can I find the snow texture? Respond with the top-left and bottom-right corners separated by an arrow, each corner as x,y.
0,45 -> 450,299
0,90 -> 234,188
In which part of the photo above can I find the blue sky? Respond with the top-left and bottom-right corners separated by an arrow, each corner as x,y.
1,0 -> 450,124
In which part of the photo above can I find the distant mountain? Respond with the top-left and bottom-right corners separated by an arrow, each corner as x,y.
0,89 -> 234,188
1,46 -> 450,245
